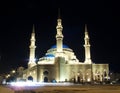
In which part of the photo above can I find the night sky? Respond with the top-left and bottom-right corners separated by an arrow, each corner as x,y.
0,1 -> 119,74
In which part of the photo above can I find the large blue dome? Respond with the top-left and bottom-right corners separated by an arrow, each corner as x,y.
51,44 -> 69,49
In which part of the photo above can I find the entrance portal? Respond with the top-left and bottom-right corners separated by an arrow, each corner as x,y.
28,76 -> 33,81
44,77 -> 48,82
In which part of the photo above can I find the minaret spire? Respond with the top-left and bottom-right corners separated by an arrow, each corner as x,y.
58,8 -> 61,19
32,24 -> 35,33
28,24 -> 36,68
84,24 -> 92,64
56,9 -> 64,56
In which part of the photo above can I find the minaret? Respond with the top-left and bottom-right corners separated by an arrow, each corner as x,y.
28,25 -> 36,68
84,24 -> 92,64
56,9 -> 64,56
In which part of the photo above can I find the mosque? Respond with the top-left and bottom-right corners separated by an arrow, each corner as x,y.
22,15 -> 109,83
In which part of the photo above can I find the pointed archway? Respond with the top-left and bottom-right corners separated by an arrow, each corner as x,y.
44,77 -> 48,82
28,76 -> 33,81
77,76 -> 80,83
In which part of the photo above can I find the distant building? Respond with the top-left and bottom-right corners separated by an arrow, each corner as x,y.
0,75 -> 4,84
109,72 -> 120,84
22,15 -> 109,83
16,67 -> 24,81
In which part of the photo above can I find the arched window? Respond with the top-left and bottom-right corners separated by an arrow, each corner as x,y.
43,71 -> 49,75
104,71 -> 107,77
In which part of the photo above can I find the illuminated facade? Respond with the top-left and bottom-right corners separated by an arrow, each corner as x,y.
23,16 -> 109,83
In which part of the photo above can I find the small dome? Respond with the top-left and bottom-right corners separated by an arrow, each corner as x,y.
45,54 -> 55,58
51,44 -> 69,49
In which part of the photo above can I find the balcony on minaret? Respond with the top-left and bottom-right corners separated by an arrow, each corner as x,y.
29,45 -> 36,48
56,34 -> 63,39
31,36 -> 35,40
56,27 -> 63,35
57,19 -> 62,26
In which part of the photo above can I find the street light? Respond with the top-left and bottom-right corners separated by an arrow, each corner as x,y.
6,74 -> 10,78
12,70 -> 16,74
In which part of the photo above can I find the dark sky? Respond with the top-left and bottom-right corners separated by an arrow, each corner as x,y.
0,1 -> 119,74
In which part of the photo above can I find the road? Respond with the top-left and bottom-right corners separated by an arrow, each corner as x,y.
1,83 -> 120,93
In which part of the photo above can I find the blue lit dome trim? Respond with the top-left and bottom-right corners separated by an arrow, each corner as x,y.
51,44 -> 69,48
45,54 -> 55,57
